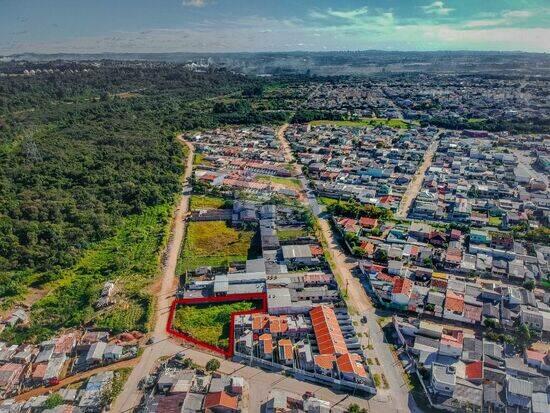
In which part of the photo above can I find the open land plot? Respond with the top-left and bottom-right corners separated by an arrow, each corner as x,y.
309,118 -> 411,129
256,175 -> 302,190
189,194 -> 229,211
173,301 -> 261,348
178,221 -> 259,272
277,227 -> 311,241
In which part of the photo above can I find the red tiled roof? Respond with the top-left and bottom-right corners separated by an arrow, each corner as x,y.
314,354 -> 336,370
269,316 -> 288,334
336,353 -> 367,378
445,290 -> 465,313
259,333 -> 273,354
359,217 -> 378,228
204,391 -> 238,411
359,241 -> 375,255
310,306 -> 348,356
465,360 -> 483,380
309,245 -> 323,256
252,314 -> 269,331
392,277 -> 413,296
278,339 -> 294,360
525,349 -> 545,362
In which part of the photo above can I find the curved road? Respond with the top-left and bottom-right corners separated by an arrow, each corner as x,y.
112,137 -> 194,412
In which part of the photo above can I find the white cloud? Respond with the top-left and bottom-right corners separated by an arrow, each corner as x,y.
327,6 -> 369,20
422,1 -> 454,16
182,0 -> 209,7
501,10 -> 534,19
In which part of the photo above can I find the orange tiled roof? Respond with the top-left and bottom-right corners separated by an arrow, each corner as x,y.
269,315 -> 288,334
525,349 -> 545,362
359,217 -> 378,228
252,314 -> 269,331
445,290 -> 465,313
336,353 -> 367,378
310,306 -> 348,356
204,391 -> 238,411
392,277 -> 413,296
465,360 -> 483,380
278,339 -> 294,360
309,245 -> 323,256
360,241 -> 375,255
314,354 -> 336,370
259,333 -> 273,354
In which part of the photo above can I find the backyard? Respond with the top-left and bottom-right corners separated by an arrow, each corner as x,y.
172,301 -> 261,348
177,221 -> 259,272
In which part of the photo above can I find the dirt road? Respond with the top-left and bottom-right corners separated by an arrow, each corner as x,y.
395,139 -> 439,219
111,137 -> 194,413
14,357 -> 139,402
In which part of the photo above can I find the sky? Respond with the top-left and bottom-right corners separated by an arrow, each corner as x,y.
1,0 -> 549,54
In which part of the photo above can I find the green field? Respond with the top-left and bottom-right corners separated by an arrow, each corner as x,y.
309,118 -> 410,129
173,301 -> 260,348
256,175 -> 302,190
177,221 -> 259,272
0,204 -> 172,343
190,195 -> 229,210
277,227 -> 310,241
318,196 -> 340,206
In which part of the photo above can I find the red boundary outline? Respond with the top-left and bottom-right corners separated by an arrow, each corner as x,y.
166,292 -> 267,358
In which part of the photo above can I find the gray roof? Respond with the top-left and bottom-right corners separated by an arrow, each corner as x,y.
507,376 -> 533,397
432,363 -> 456,386
282,244 -> 313,259
532,392 -> 550,413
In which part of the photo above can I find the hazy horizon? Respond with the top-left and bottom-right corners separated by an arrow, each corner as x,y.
2,0 -> 549,55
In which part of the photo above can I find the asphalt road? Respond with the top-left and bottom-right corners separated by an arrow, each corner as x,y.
277,126 -> 422,412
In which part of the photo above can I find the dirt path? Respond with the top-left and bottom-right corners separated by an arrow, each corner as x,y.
14,357 -> 139,402
111,137 -> 195,413
396,139 -> 439,218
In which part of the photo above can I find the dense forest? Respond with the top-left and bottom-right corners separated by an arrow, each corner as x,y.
0,61 -> 297,341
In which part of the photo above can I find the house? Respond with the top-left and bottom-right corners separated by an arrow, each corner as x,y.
309,306 -> 348,356
431,363 -> 456,396
408,223 -> 433,241
506,376 -> 533,409
296,341 -> 314,371
391,277 -> 413,307
0,363 -> 25,398
281,245 -> 319,266
86,341 -> 107,367
520,308 -> 544,332
443,290 -> 465,322
524,349 -> 548,371
203,391 -> 239,413
278,339 -> 294,366
336,353 -> 368,383
438,330 -> 463,358
104,344 -> 123,362
470,229 -> 490,245
465,360 -> 483,384
314,354 -> 336,376
258,334 -> 273,360
359,217 -> 378,229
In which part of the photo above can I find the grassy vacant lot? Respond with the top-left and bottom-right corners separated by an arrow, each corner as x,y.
173,301 -> 260,348
318,196 -> 340,207
277,227 -> 310,241
256,175 -> 302,190
309,118 -> 410,129
0,204 -> 171,343
177,221 -> 259,273
190,195 -> 229,211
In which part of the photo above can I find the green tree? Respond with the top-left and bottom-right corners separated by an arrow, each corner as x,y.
44,394 -> 64,409
206,358 -> 221,372
346,402 -> 368,413
522,280 -> 535,291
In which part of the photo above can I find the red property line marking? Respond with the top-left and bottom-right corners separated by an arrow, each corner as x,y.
166,292 -> 267,358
